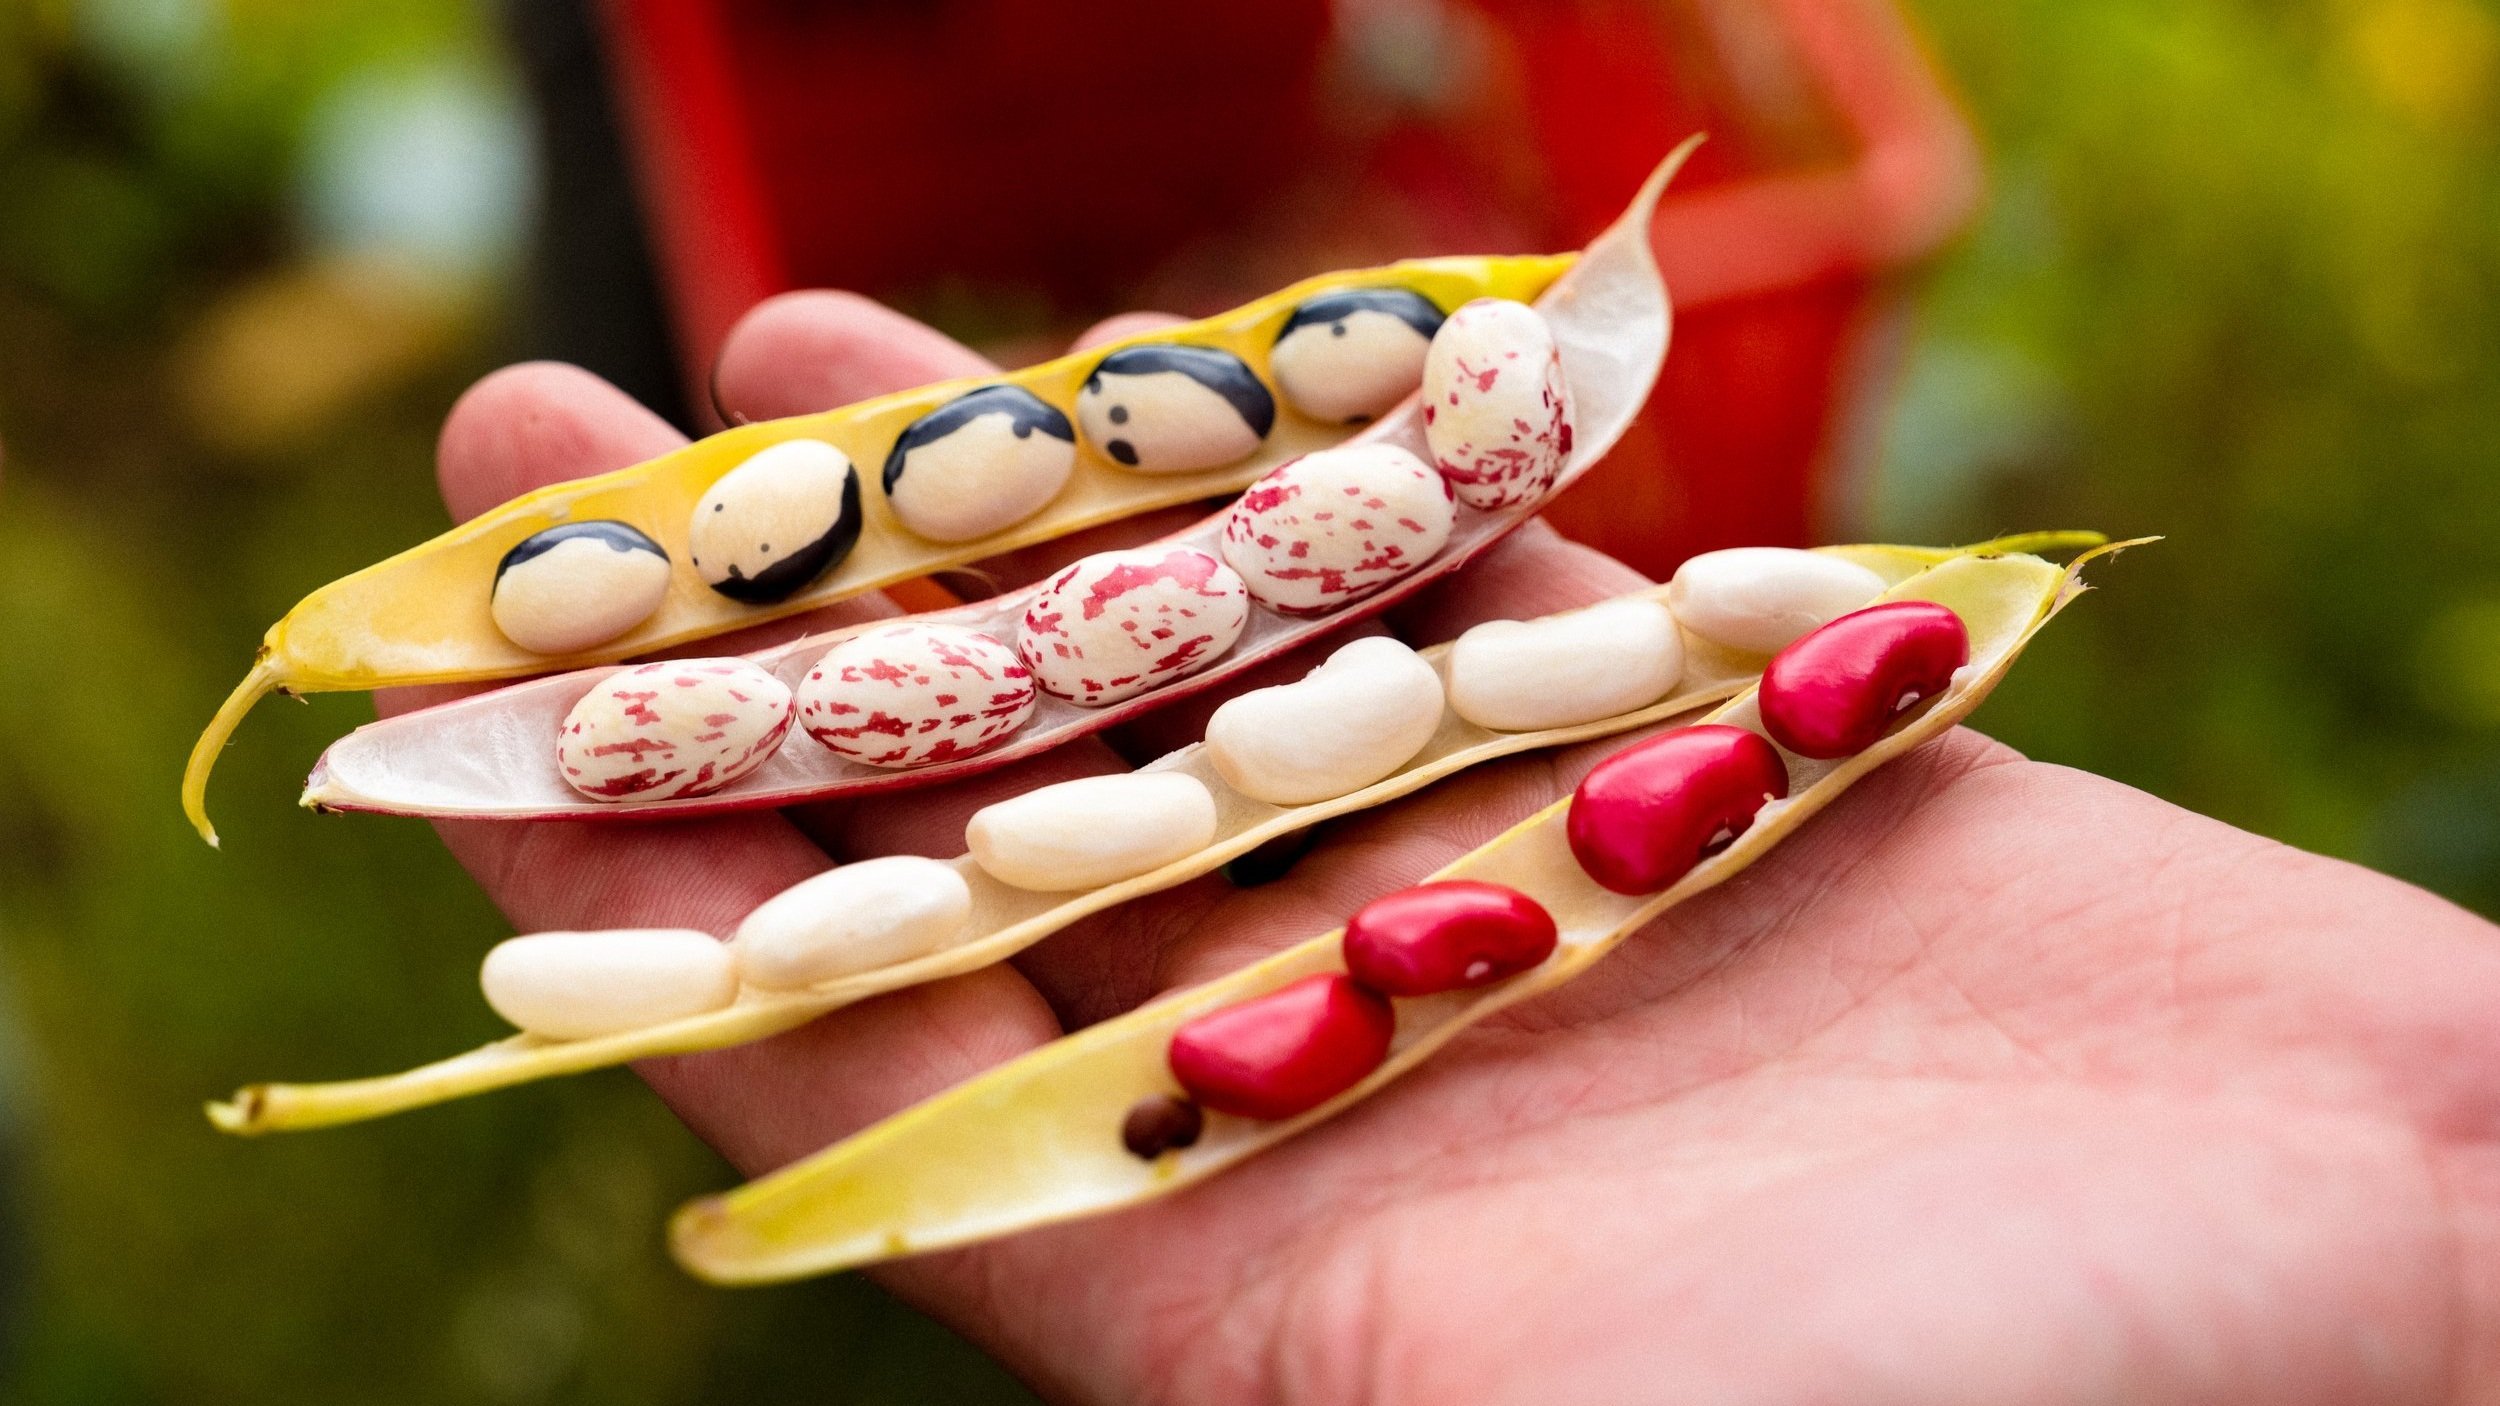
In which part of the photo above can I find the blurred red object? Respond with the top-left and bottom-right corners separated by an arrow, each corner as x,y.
596,0 -> 1978,580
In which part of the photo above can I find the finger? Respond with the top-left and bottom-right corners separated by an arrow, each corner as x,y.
1067,310 -> 1187,353
712,290 -> 997,424
434,361 -> 686,524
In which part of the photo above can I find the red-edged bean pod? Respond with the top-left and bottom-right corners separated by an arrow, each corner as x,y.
1167,974 -> 1395,1120
1566,724 -> 1790,895
1757,601 -> 1971,760
1341,881 -> 1557,996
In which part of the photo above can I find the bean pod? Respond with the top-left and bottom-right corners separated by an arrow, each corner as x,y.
659,542 -> 2127,1285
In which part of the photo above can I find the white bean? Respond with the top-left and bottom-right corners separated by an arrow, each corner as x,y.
966,772 -> 1219,891
1204,637 -> 1446,804
1447,598 -> 1684,732
1666,548 -> 1888,655
480,929 -> 737,1041
734,856 -> 973,989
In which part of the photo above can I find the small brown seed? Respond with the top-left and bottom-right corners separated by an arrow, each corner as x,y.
1121,1094 -> 1205,1159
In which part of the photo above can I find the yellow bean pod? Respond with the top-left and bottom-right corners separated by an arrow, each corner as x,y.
203,531 -> 2097,1136
664,539 -> 2140,1284
183,255 -> 1586,845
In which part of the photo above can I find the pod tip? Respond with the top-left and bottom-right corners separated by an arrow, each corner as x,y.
205,1088 -> 264,1135
185,656 -> 283,849
667,1196 -> 740,1283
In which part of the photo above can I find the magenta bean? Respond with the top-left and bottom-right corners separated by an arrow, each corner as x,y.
1168,974 -> 1395,1120
1341,881 -> 1558,997
1566,724 -> 1790,895
1757,601 -> 1971,760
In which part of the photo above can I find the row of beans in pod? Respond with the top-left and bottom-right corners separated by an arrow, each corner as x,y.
645,539 -> 2131,1284
208,535 -> 2103,1135
489,290 -> 1530,657
182,141 -> 1709,844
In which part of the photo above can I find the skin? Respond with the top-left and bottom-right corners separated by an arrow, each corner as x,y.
386,291 -> 2500,1405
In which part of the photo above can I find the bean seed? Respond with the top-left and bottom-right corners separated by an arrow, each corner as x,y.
1219,444 -> 1455,615
1167,974 -> 1395,1120
796,623 -> 1035,769
1017,546 -> 1250,706
1204,636 -> 1445,805
1341,881 -> 1557,996
1076,344 -> 1275,474
480,929 -> 737,1041
1758,601 -> 1970,759
1666,547 -> 1887,655
490,520 -> 671,655
881,386 -> 1077,542
1120,1094 -> 1205,1159
688,439 -> 863,603
734,856 -> 973,989
1446,597 -> 1684,731
1421,298 -> 1572,509
1566,724 -> 1790,894
1269,287 -> 1444,425
965,771 -> 1220,891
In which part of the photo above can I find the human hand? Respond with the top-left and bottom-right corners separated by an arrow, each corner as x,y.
389,293 -> 2500,1404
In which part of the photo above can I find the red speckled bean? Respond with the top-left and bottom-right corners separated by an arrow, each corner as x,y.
1567,724 -> 1790,895
1168,974 -> 1395,1120
1757,601 -> 1971,760
1341,881 -> 1558,997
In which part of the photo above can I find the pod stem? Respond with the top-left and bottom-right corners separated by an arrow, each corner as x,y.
183,655 -> 282,848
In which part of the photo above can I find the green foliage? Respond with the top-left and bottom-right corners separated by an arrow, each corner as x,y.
1881,0 -> 2500,916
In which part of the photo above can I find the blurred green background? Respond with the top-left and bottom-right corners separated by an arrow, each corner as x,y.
0,0 -> 2493,1400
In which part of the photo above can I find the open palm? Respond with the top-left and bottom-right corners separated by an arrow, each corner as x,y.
389,293 -> 2500,1404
